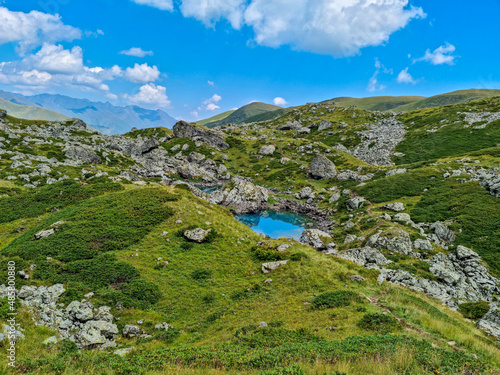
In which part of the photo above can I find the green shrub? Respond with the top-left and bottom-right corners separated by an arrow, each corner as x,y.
289,252 -> 308,261
311,291 -> 361,310
358,313 -> 399,333
458,302 -> 491,320
251,246 -> 285,262
122,279 -> 162,306
154,327 -> 181,343
202,292 -> 216,304
191,268 -> 213,281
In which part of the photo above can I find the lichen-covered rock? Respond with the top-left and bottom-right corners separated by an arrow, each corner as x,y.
173,121 -> 229,149
210,177 -> 268,213
318,120 -> 332,131
65,146 -> 101,164
262,260 -> 288,274
346,197 -> 366,211
33,228 -> 55,240
334,247 -> 391,268
259,145 -> 276,155
413,239 -> 433,251
367,230 -> 413,256
300,229 -> 336,253
310,155 -> 337,180
383,202 -> 405,212
122,324 -> 141,338
430,222 -> 456,243
476,305 -> 500,340
183,228 -> 211,243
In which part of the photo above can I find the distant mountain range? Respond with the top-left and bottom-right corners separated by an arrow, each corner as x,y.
0,91 -> 176,134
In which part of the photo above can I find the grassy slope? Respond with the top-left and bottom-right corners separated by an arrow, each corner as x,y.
1,184 -> 498,374
0,98 -> 71,122
197,110 -> 236,126
395,89 -> 500,112
327,96 -> 425,111
205,102 -> 281,128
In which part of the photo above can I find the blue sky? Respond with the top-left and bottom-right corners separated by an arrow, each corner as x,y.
0,0 -> 498,120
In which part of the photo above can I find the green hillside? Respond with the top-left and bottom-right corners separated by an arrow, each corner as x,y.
204,102 -> 282,127
0,97 -> 71,122
327,96 -> 425,111
395,89 -> 500,111
1,97 -> 500,375
197,110 -> 236,126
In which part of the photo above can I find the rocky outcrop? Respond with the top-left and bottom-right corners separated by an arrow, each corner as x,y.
65,146 -> 101,165
259,145 -> 275,155
300,229 -> 336,253
310,155 -> 337,180
173,121 -> 229,149
209,177 -> 269,213
184,228 -> 211,243
477,305 -> 500,340
334,247 -> 391,268
0,284 -> 118,348
0,109 -> 6,119
318,120 -> 332,131
262,260 -> 288,274
367,230 -> 413,256
351,116 -> 406,166
346,197 -> 366,211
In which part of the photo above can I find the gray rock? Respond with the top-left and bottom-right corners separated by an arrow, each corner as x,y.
350,275 -> 365,282
262,260 -> 288,274
276,244 -> 291,252
298,187 -> 315,200
300,229 -> 334,251
310,155 -> 337,180
346,197 -> 366,211
259,145 -> 276,155
318,120 -> 332,131
3,324 -> 24,343
43,336 -> 58,345
0,110 -> 6,119
383,202 -> 405,212
430,222 -> 456,243
477,305 -> 500,339
368,230 -> 413,256
173,121 -> 229,149
393,213 -> 411,223
154,322 -> 173,331
183,228 -> 211,243
334,247 -> 391,268
65,146 -> 101,164
33,228 -> 55,240
413,239 -> 433,251
211,177 -> 268,213
122,324 -> 141,338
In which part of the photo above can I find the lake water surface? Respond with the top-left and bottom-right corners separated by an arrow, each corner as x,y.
235,210 -> 315,240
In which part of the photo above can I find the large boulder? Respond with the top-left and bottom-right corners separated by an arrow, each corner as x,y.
65,146 -> 101,165
430,222 -> 456,243
335,247 -> 391,268
346,197 -> 366,211
367,230 -> 413,256
173,121 -> 229,149
477,306 -> 500,339
300,229 -> 336,253
310,155 -> 337,180
183,228 -> 211,243
210,177 -> 268,213
259,145 -> 276,155
262,260 -> 288,274
0,110 -> 6,119
318,120 -> 332,131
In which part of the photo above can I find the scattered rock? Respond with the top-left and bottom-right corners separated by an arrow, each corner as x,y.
310,155 -> 337,180
183,228 -> 211,243
262,260 -> 288,274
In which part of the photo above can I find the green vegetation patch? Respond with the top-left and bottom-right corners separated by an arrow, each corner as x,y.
311,291 -> 362,310
358,313 -> 400,333
458,301 -> 491,320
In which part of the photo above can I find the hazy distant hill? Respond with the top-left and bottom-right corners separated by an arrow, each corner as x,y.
0,98 -> 71,122
203,102 -> 282,127
0,91 -> 176,134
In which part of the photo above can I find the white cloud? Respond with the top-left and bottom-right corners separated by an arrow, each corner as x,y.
367,58 -> 391,92
131,0 -> 173,11
0,44 -> 121,93
107,93 -> 118,100
397,67 -> 416,84
207,80 -> 215,86
414,43 -> 456,65
273,97 -> 288,106
124,63 -> 160,83
120,47 -> 154,57
180,0 -> 246,28
134,0 -> 424,57
202,93 -> 222,110
24,43 -> 84,74
206,103 -> 220,111
128,83 -> 171,108
0,7 -> 81,54
243,0 -> 425,56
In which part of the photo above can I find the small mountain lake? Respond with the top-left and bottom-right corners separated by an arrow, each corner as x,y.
235,210 -> 315,240
197,186 -> 222,194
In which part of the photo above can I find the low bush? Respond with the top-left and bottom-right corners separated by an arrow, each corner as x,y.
358,313 -> 399,333
311,291 -> 361,310
458,301 -> 490,320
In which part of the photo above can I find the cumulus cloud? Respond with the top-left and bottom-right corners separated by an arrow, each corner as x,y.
128,83 -> 171,108
397,67 -> 416,84
124,63 -> 160,83
24,43 -> 84,75
180,0 -> 246,28
133,0 -> 425,57
203,93 -> 222,110
120,47 -> 154,57
207,80 -> 215,86
131,0 -> 173,11
0,44 -> 121,93
0,7 -> 81,54
273,97 -> 288,106
414,43 -> 456,65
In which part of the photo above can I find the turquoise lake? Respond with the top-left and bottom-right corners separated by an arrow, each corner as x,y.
235,211 -> 315,240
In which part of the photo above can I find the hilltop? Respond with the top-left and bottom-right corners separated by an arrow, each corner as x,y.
203,102 -> 282,127
0,95 -> 500,374
0,98 -> 71,122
